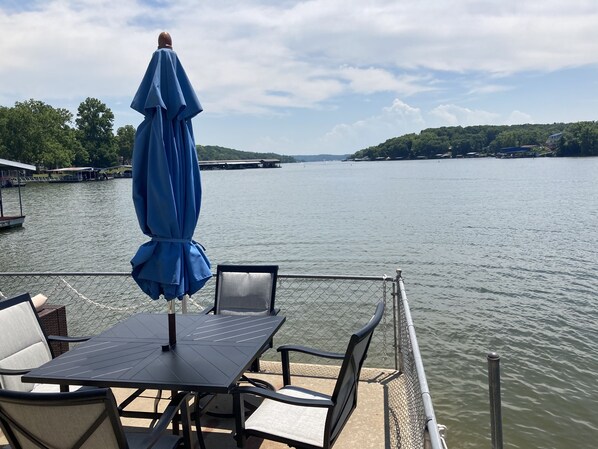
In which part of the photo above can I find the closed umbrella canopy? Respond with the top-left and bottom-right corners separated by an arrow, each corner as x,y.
130,39 -> 211,305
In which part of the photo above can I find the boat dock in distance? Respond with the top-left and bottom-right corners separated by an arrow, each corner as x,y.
199,158 -> 280,170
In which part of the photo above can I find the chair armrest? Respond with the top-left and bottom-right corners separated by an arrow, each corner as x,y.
140,391 -> 194,449
0,367 -> 32,376
277,345 -> 345,386
277,344 -> 344,359
235,386 -> 334,409
47,335 -> 91,343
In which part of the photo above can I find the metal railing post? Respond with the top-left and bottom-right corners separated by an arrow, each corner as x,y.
487,352 -> 503,449
394,268 -> 404,373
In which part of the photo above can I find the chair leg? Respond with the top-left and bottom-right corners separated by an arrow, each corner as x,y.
193,396 -> 208,449
150,389 -> 163,428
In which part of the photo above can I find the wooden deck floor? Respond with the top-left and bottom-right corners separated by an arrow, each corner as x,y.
1,364 -> 401,449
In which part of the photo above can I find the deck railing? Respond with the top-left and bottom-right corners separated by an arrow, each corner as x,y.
0,270 -> 445,449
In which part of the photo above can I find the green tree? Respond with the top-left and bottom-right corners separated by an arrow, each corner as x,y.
76,97 -> 118,168
196,145 -> 295,163
0,106 -> 10,159
0,100 -> 80,168
412,131 -> 449,158
116,125 -> 136,165
558,122 -> 598,157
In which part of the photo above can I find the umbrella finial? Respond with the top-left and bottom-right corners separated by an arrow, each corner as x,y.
158,32 -> 173,49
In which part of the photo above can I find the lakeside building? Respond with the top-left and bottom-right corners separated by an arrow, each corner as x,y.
495,145 -> 539,158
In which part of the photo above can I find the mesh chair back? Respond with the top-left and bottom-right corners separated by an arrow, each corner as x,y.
0,388 -> 127,449
215,265 -> 278,317
0,294 -> 52,392
328,301 -> 385,444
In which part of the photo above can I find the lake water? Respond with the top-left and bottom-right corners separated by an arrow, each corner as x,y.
1,158 -> 597,449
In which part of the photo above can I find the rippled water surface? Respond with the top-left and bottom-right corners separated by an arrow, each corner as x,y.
1,157 -> 597,449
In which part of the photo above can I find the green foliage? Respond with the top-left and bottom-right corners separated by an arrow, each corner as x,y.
349,123 -> 587,159
116,125 -> 136,165
197,145 -> 296,163
75,98 -> 119,168
0,99 -> 81,168
2,96 -> 596,170
558,122 -> 598,157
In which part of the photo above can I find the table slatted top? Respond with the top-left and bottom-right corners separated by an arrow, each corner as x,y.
23,313 -> 285,393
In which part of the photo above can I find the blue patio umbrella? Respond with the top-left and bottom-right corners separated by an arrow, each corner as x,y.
130,33 -> 211,348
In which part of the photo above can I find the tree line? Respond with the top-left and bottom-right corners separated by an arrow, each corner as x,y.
197,145 -> 296,163
350,122 -> 598,160
3,98 -> 596,168
0,98 -> 135,169
0,99 -> 294,169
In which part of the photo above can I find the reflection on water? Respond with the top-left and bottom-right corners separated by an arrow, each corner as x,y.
1,158 -> 597,449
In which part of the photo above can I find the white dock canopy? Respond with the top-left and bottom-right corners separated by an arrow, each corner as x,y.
0,158 -> 36,171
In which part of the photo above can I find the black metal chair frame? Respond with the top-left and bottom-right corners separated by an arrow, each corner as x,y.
233,301 -> 385,449
0,293 -> 90,390
206,264 -> 279,372
0,387 -> 194,449
0,294 -> 192,444
200,264 -> 279,420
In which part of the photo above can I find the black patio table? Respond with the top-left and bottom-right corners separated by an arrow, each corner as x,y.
23,313 -> 285,393
23,313 -> 285,448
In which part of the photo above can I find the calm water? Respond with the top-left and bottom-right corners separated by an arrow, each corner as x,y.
1,158 -> 597,449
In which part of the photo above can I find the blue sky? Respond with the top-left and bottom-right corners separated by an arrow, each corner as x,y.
1,0 -> 598,155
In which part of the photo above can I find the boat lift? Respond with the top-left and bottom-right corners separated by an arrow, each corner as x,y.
0,158 -> 36,230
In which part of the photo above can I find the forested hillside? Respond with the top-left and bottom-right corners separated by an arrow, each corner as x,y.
197,145 -> 296,163
350,122 -> 598,160
0,99 -> 295,168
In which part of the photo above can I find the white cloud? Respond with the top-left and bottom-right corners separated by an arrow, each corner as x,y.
505,110 -> 534,124
3,1 -> 598,110
337,66 -> 433,96
429,104 -> 532,127
429,105 -> 498,126
467,84 -> 514,95
321,98 -> 424,152
0,0 -> 597,153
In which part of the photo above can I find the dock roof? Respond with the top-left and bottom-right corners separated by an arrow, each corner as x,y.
0,158 -> 36,171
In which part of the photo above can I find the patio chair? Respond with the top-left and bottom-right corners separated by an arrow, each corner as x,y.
205,264 -> 279,372
233,300 -> 385,449
199,265 -> 279,418
0,293 -> 89,393
0,387 -> 193,449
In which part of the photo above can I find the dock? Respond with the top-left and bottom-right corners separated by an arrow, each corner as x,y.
199,159 -> 281,170
0,158 -> 36,230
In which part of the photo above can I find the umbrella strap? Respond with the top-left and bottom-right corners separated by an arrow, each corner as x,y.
151,237 -> 206,250
151,237 -> 191,243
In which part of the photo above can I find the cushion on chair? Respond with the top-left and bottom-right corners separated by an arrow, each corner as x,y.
0,400 -> 121,448
29,383 -> 84,393
244,386 -> 331,448
0,301 -> 52,391
217,271 -> 274,316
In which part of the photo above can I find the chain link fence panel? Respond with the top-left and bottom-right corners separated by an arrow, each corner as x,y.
0,271 -> 445,449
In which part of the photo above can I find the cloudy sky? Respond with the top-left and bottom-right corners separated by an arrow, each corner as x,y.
1,0 -> 598,155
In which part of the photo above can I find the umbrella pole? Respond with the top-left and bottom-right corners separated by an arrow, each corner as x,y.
166,299 -> 176,350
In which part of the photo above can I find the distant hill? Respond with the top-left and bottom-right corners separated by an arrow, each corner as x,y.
292,154 -> 349,162
197,145 -> 296,163
350,122 -> 598,160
